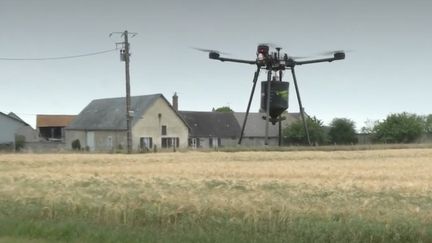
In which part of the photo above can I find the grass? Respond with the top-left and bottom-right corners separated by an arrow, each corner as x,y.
1,149 -> 432,242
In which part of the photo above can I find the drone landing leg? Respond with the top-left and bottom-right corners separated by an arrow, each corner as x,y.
238,66 -> 261,145
264,70 -> 272,146
291,67 -> 312,146
278,69 -> 283,146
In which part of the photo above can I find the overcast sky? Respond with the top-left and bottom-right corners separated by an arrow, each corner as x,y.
1,0 -> 431,130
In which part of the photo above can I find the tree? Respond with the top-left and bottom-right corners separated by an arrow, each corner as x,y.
373,112 -> 424,143
360,119 -> 379,134
214,106 -> 233,112
283,116 -> 327,145
423,114 -> 432,134
328,118 -> 358,145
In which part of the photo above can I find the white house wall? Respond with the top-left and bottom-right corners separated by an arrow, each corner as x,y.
65,130 -> 126,151
16,126 -> 39,142
0,116 -> 26,144
132,98 -> 189,149
65,130 -> 85,150
92,131 -> 126,151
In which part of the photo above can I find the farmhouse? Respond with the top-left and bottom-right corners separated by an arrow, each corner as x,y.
65,94 -> 189,151
0,112 -> 38,149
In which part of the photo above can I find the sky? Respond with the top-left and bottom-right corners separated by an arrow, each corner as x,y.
1,0 -> 431,130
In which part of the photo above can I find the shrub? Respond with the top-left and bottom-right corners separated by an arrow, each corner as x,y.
71,139 -> 81,151
328,118 -> 358,145
15,135 -> 26,151
283,116 -> 327,145
373,112 -> 424,143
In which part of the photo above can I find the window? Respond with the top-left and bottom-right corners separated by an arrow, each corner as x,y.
188,138 -> 200,148
161,137 -> 179,148
189,138 -> 197,149
161,125 -> 167,135
209,137 -> 221,148
39,127 -> 63,140
140,137 -> 153,150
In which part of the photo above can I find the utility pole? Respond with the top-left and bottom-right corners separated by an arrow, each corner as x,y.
124,30 -> 132,154
111,30 -> 137,153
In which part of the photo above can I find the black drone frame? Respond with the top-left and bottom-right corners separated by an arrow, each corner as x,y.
206,45 -> 345,146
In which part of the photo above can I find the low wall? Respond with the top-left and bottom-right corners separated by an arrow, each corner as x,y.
23,141 -> 67,153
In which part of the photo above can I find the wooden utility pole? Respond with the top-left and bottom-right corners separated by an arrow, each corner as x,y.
110,30 -> 137,153
123,30 -> 132,154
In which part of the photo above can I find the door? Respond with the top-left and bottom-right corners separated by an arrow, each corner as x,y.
86,131 -> 95,151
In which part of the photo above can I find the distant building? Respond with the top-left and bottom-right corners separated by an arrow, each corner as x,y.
0,112 -> 38,149
173,94 -> 301,148
36,115 -> 76,142
65,94 -> 189,152
179,111 -> 241,148
233,112 -> 301,146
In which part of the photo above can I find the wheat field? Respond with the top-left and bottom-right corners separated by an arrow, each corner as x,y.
1,149 -> 432,242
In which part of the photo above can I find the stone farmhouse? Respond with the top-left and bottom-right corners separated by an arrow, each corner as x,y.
65,94 -> 189,152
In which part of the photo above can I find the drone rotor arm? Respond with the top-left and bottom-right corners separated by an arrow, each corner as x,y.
294,52 -> 345,66
215,56 -> 257,65
294,57 -> 336,65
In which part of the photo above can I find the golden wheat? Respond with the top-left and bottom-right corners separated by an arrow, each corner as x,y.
1,149 -> 431,225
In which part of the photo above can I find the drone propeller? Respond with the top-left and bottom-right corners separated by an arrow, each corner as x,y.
191,47 -> 230,56
317,50 -> 352,56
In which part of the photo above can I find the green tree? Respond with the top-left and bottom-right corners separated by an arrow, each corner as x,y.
214,106 -> 233,112
328,118 -> 358,145
373,112 -> 424,143
283,116 -> 327,145
423,114 -> 432,134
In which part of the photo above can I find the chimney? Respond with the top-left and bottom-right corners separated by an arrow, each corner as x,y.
172,92 -> 178,111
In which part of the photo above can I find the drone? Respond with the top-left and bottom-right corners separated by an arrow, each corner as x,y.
196,44 -> 345,146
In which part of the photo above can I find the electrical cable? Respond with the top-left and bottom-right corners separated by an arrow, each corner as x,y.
0,48 -> 117,61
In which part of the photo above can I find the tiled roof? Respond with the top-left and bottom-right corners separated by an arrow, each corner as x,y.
179,111 -> 241,138
66,94 -> 188,131
37,115 -> 76,128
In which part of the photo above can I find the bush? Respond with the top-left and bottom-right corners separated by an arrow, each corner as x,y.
283,116 -> 327,145
15,135 -> 26,151
373,112 -> 424,143
71,139 -> 81,151
214,106 -> 233,112
424,114 -> 432,134
328,118 -> 358,145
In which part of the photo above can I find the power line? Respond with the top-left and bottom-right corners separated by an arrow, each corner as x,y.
0,48 -> 117,61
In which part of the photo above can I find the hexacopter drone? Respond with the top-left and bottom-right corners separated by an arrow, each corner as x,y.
197,44 -> 345,146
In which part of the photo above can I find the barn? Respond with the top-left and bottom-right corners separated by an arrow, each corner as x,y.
0,112 -> 38,150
